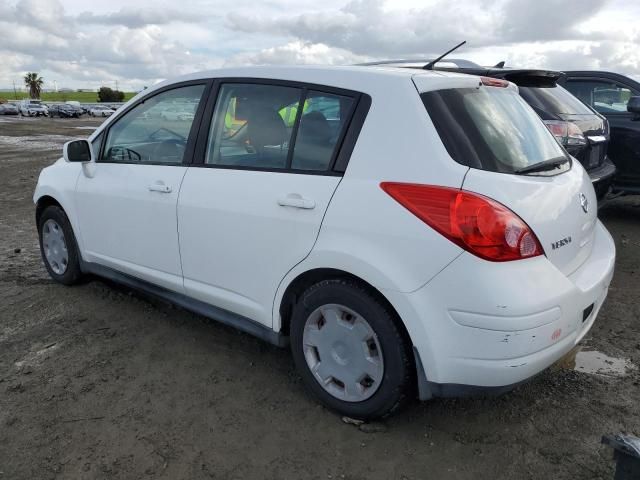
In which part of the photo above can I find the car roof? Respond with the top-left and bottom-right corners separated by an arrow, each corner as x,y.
562,71 -> 640,89
145,65 -> 480,97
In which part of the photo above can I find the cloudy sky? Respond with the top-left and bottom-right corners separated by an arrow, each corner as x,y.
1,0 -> 638,91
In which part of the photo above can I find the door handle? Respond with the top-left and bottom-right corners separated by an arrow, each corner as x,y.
278,193 -> 315,209
148,183 -> 172,193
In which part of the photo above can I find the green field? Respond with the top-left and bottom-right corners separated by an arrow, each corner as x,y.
0,91 -> 137,103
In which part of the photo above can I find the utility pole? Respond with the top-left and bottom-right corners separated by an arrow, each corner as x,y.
12,80 -> 17,100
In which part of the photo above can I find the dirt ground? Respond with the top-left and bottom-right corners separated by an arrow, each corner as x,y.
0,115 -> 639,480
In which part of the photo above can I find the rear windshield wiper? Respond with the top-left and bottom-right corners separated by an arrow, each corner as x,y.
515,156 -> 569,175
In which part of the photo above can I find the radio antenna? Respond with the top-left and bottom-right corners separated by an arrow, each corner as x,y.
423,41 -> 467,70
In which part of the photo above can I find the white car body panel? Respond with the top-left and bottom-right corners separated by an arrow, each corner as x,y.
178,169 -> 340,326
462,161 -> 598,276
33,159 -> 83,245
75,163 -> 188,292
384,220 -> 614,388
33,65 -> 616,396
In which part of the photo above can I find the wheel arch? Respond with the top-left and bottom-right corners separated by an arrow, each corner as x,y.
35,193 -> 84,256
278,268 -> 414,349
35,195 -> 63,224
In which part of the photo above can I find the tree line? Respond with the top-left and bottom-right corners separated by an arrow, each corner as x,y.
23,72 -> 125,102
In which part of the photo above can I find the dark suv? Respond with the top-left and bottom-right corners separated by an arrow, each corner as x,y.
561,71 -> 640,195
365,60 -> 617,199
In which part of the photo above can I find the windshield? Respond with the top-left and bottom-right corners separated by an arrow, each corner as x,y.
518,85 -> 594,115
422,86 -> 569,174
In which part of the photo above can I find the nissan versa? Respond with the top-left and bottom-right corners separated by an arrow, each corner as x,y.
34,66 -> 616,419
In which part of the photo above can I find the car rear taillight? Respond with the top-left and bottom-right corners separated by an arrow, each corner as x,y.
380,183 -> 544,262
543,120 -> 587,147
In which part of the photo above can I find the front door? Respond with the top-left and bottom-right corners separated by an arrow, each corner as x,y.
178,82 -> 358,326
75,83 -> 208,292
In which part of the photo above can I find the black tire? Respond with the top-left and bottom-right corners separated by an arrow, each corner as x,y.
37,205 -> 83,285
290,278 -> 413,420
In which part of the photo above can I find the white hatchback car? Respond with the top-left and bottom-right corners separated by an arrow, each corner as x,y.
34,66 -> 615,419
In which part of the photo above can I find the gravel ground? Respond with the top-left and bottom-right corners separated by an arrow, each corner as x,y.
0,115 -> 639,480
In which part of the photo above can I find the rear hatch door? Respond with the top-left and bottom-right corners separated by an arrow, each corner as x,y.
463,166 -> 597,275
418,79 -> 598,275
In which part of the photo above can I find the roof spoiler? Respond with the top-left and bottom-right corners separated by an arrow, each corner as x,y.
493,69 -> 566,87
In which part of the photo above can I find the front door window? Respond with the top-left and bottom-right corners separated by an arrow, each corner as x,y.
102,84 -> 205,164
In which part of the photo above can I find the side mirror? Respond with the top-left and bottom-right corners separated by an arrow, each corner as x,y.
627,96 -> 640,114
63,139 -> 93,163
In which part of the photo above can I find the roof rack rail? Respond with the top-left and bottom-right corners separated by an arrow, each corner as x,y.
357,58 -> 482,69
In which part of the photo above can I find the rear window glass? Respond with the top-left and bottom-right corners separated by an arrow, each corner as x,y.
518,85 -> 594,115
422,87 -> 567,174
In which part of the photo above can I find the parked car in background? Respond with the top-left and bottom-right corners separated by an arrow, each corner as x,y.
34,66 -> 615,419
64,101 -> 84,117
19,99 -> 48,117
0,103 -> 19,115
49,104 -> 81,118
89,105 -> 115,117
562,71 -> 640,195
366,60 -> 616,199
160,106 -> 195,121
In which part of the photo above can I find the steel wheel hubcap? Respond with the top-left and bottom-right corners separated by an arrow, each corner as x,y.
42,219 -> 68,275
302,304 -> 384,402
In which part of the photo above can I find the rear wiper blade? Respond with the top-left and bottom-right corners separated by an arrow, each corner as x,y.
515,157 -> 569,175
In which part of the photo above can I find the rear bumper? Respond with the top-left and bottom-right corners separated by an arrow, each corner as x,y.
385,220 -> 616,399
588,156 -> 616,184
588,156 -> 616,198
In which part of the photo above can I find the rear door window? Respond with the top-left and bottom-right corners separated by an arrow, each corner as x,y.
205,84 -> 356,172
290,91 -> 354,171
422,86 -> 568,174
518,85 -> 594,116
206,83 -> 302,169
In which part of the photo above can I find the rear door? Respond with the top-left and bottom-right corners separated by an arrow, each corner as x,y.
177,81 -> 360,326
420,83 -> 597,276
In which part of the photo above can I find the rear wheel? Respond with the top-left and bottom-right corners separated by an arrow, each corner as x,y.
290,279 -> 413,420
37,206 -> 83,285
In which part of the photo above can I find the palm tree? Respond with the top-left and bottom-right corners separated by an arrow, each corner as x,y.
24,73 -> 44,99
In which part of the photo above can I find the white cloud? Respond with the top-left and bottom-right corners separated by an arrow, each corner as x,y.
76,6 -> 206,27
0,0 -> 639,91
224,41 -> 367,66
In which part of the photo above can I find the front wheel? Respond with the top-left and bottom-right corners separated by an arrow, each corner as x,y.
290,279 -> 413,420
37,205 -> 83,285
